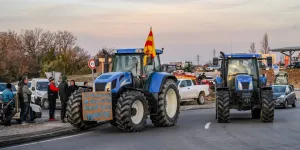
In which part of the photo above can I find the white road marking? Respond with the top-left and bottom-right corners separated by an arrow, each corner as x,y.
205,122 -> 211,129
2,131 -> 92,149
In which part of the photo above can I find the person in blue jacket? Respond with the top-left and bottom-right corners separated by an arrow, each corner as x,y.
2,83 -> 14,126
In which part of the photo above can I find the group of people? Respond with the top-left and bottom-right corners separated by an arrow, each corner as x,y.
45,76 -> 83,123
1,75 -> 89,126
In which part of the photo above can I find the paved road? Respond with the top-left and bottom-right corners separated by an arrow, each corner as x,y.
3,101 -> 300,150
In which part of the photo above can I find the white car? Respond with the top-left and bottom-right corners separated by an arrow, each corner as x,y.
176,79 -> 210,105
206,65 -> 221,72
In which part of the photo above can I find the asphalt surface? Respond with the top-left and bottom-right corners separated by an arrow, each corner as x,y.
3,101 -> 300,150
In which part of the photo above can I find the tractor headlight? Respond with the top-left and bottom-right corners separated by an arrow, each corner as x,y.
279,95 -> 285,98
249,82 -> 253,90
238,81 -> 243,90
105,82 -> 111,91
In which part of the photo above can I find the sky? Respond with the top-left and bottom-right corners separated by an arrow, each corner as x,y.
1,0 -> 300,64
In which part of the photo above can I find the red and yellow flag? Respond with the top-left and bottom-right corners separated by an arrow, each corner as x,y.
143,27 -> 156,66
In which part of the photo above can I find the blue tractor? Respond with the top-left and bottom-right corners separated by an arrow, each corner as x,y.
67,48 -> 180,132
213,52 -> 274,123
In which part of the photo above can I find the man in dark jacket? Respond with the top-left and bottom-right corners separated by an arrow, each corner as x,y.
58,75 -> 69,123
48,77 -> 59,121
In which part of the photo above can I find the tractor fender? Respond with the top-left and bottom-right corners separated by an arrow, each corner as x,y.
147,72 -> 177,93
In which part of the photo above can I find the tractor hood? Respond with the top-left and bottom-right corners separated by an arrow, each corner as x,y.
94,72 -> 132,93
235,74 -> 253,91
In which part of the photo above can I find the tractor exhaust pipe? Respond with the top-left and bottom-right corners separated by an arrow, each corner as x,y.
103,49 -> 109,73
220,51 -> 226,86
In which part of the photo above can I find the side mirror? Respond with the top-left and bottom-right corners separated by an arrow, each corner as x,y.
180,84 -> 185,88
213,57 -> 219,65
31,87 -> 35,91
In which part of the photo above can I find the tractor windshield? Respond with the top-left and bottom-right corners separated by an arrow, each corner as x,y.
227,58 -> 258,78
112,54 -> 141,76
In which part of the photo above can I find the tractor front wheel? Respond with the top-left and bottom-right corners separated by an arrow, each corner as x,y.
260,89 -> 274,123
217,90 -> 230,123
115,91 -> 149,132
150,79 -> 180,127
66,89 -> 97,130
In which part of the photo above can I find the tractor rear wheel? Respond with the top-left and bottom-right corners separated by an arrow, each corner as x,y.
66,89 -> 97,130
217,90 -> 230,123
150,79 -> 180,127
260,89 -> 274,123
115,91 -> 149,132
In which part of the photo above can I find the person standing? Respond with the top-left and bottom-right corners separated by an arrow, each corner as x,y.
21,76 -> 32,125
48,77 -> 59,121
68,80 -> 78,96
58,76 -> 69,123
2,83 -> 14,126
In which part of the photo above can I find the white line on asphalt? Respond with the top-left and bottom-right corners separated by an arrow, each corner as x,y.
2,131 -> 93,149
205,122 -> 211,129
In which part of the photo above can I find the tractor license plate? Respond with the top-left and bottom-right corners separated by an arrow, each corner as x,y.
82,92 -> 113,121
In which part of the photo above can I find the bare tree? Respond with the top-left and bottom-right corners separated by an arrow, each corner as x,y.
260,33 -> 270,54
55,30 -> 76,54
249,42 -> 256,53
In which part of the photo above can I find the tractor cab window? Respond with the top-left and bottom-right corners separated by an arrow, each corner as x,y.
227,59 -> 258,79
112,55 -> 141,76
144,55 -> 161,75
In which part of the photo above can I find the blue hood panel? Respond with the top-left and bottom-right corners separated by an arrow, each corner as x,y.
236,74 -> 252,83
94,72 -> 132,93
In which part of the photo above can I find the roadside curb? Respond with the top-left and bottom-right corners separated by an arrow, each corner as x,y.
0,121 -> 109,148
180,105 -> 215,111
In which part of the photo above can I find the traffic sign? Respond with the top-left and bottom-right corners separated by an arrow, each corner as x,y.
88,58 -> 97,69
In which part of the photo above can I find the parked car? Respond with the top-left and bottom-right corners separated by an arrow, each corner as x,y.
176,79 -> 209,105
206,65 -> 220,72
272,85 -> 297,108
30,78 -> 61,109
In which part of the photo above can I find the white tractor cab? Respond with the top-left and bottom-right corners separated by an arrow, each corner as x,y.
0,82 -> 42,124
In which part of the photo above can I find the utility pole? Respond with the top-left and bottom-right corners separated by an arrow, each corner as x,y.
231,41 -> 232,53
213,49 -> 216,57
196,55 -> 200,65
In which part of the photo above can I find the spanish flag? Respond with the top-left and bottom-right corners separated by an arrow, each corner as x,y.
143,27 -> 156,66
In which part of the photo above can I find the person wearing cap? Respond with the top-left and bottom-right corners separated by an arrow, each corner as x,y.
58,75 -> 69,123
2,83 -> 14,126
20,76 -> 32,125
48,77 -> 59,121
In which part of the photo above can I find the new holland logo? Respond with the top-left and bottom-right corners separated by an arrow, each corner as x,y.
244,99 -> 251,103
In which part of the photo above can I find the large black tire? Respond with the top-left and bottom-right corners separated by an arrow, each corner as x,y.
216,90 -> 230,123
115,91 -> 149,132
260,89 -> 274,123
150,79 -> 180,127
66,89 -> 97,130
